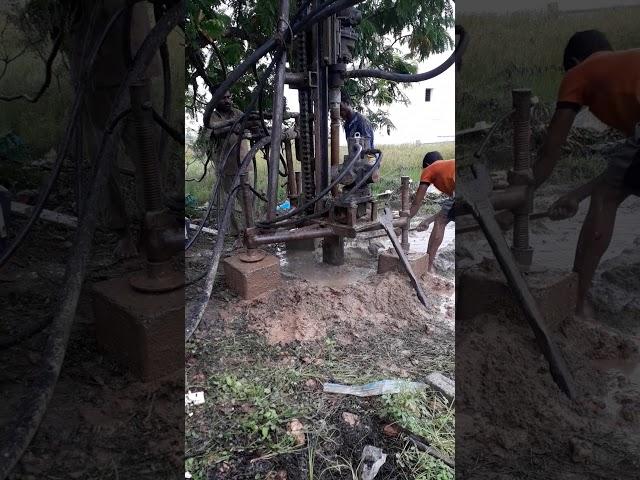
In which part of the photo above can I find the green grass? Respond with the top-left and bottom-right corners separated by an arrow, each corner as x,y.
185,141 -> 454,208
457,6 -> 640,129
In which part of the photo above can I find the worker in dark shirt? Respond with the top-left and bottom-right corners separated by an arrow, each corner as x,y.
340,89 -> 379,181
340,89 -> 375,146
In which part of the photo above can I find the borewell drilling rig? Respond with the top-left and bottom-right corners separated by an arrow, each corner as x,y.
186,0 -> 468,338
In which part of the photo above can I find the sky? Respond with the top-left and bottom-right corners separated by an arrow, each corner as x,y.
282,33 -> 456,146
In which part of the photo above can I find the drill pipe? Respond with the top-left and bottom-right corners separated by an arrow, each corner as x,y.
267,0 -> 290,220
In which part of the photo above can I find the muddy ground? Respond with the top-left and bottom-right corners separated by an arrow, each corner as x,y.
456,130 -> 640,478
0,155 -> 183,478
185,216 -> 456,479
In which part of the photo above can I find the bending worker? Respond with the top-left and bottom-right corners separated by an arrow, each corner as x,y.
409,151 -> 456,273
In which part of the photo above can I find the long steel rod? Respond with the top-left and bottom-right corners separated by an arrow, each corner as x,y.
266,0 -> 290,219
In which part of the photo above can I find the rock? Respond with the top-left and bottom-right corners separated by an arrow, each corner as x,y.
425,372 -> 455,402
382,424 -> 401,438
341,411 -> 360,427
304,378 -> 320,390
361,445 -> 387,480
265,470 -> 287,480
287,419 -> 305,446
368,240 -> 384,256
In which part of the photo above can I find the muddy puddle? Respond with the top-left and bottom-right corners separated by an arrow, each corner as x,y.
274,218 -> 455,287
460,192 -> 640,272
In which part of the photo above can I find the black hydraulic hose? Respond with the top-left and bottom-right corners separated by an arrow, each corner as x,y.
340,149 -> 383,201
343,25 -> 468,82
152,108 -> 185,144
256,144 -> 363,227
155,2 -> 173,168
203,0 -> 365,127
186,135 -> 272,341
260,206 -> 330,230
0,5 -> 132,269
0,4 -> 183,477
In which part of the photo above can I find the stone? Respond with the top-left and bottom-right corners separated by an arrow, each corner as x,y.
92,276 -> 183,381
377,249 -> 429,276
222,252 -> 281,300
457,259 -> 578,330
425,372 -> 455,402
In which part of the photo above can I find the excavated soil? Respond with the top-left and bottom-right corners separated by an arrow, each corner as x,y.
208,270 -> 454,346
456,186 -> 640,479
192,220 -> 456,346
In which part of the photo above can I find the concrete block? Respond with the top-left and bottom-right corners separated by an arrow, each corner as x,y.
457,259 -> 578,329
223,253 -> 281,299
425,372 -> 455,402
377,249 -> 429,276
92,276 -> 184,381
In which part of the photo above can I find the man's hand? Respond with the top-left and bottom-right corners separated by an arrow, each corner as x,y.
548,194 -> 579,220
416,219 -> 430,232
415,213 -> 436,232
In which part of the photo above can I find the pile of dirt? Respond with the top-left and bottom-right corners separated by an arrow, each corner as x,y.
208,271 -> 454,346
457,301 -> 640,479
590,239 -> 640,331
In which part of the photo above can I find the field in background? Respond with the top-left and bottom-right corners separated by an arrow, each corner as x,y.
457,6 -> 640,129
185,141 -> 454,208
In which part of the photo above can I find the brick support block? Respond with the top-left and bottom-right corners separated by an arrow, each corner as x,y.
377,249 -> 429,277
457,259 -> 578,329
92,277 -> 184,381
223,253 -> 282,299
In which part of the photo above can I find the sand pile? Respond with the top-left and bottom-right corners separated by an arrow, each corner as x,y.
211,271 -> 454,345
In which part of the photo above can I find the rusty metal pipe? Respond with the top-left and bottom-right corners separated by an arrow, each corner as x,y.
356,215 -> 409,233
330,87 -> 341,196
266,0 -> 290,220
240,172 -> 254,230
400,176 -> 410,251
250,227 -> 337,246
511,88 -> 533,267
130,84 -> 162,213
284,139 -> 297,198
456,185 -> 529,217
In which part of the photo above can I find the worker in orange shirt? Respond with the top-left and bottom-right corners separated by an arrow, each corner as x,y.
409,151 -> 455,272
533,30 -> 640,316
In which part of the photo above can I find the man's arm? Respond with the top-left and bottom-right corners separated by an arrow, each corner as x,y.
548,172 -> 603,220
409,183 -> 429,217
533,107 -> 577,188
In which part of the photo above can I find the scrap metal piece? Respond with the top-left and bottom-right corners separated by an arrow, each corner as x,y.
379,207 -> 428,307
458,163 -> 576,399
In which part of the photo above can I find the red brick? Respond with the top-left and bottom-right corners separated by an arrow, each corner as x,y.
92,276 -> 184,381
377,250 -> 429,276
223,253 -> 281,299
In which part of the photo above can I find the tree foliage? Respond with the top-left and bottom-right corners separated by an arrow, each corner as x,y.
185,0 -> 454,130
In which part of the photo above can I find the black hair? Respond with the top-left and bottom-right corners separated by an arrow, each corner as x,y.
563,30 -> 612,71
340,88 -> 352,106
423,151 -> 443,168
